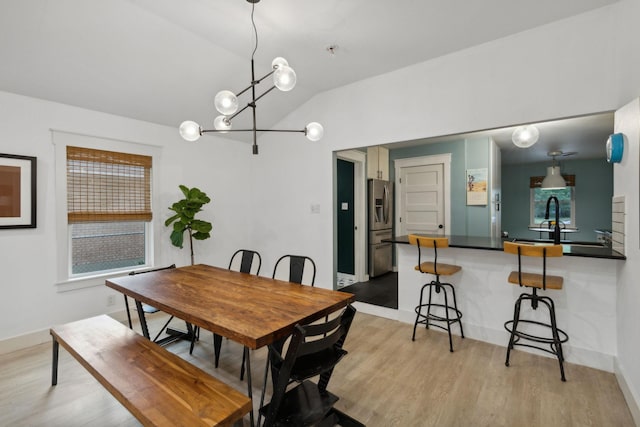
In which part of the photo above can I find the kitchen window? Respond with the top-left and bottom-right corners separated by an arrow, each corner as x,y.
529,175 -> 576,228
66,146 -> 152,277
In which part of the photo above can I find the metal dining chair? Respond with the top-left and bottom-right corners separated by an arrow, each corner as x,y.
259,304 -> 363,427
272,254 -> 316,286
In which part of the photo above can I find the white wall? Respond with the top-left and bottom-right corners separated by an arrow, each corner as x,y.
0,91 -> 253,349
2,0 -> 640,419
250,0 -> 640,420
614,98 -> 640,422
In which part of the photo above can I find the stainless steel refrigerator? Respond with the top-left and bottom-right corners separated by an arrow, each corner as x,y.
368,179 -> 393,277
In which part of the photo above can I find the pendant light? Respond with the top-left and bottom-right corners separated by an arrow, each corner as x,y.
541,151 -> 567,190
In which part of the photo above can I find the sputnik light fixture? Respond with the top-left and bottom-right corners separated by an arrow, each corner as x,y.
179,0 -> 323,155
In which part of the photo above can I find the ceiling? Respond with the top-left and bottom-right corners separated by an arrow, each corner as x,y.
381,111 -> 615,165
0,0 -> 619,150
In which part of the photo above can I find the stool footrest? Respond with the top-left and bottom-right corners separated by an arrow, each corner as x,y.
415,304 -> 463,324
504,319 -> 569,362
412,282 -> 465,352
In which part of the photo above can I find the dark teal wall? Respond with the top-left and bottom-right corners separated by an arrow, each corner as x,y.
502,158 -> 613,241
388,138 -> 492,237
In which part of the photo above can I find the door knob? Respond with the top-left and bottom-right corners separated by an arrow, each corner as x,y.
438,224 -> 444,229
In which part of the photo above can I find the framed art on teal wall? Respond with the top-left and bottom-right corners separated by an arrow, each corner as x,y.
466,168 -> 488,205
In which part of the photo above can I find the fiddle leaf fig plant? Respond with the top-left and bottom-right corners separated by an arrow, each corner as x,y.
165,185 -> 212,265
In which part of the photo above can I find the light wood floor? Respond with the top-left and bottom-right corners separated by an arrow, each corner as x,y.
0,310 -> 635,426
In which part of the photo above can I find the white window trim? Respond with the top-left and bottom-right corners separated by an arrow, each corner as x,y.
51,130 -> 160,292
528,187 -> 577,229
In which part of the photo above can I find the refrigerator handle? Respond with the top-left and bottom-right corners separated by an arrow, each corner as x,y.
383,184 -> 390,224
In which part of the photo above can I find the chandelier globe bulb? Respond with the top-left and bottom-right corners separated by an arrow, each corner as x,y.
214,90 -> 239,115
179,120 -> 202,142
305,122 -> 324,141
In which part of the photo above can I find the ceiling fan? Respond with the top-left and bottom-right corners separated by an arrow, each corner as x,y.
547,150 -> 577,159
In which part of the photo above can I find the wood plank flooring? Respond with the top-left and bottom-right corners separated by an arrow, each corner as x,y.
0,310 -> 635,426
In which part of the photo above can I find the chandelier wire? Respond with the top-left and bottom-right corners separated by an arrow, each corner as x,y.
250,3 -> 258,61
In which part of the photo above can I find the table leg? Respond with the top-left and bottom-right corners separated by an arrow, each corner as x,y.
244,346 -> 254,427
51,337 -> 59,386
135,300 -> 150,339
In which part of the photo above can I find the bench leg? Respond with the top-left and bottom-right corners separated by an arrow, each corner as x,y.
135,300 -> 151,339
51,337 -> 59,386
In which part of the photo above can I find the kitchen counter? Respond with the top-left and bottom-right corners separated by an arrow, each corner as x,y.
384,234 -> 624,373
385,234 -> 625,260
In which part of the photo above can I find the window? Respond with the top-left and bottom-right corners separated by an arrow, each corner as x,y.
529,175 -> 576,228
67,146 -> 152,276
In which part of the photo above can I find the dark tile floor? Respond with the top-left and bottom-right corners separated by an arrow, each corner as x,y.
340,272 -> 398,309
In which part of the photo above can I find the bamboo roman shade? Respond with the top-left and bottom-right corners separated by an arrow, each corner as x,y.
67,146 -> 152,223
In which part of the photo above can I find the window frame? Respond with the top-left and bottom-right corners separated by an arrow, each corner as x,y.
529,186 -> 576,229
53,131 -> 159,290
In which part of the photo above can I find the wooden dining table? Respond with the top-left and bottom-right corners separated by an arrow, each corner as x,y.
106,263 -> 355,426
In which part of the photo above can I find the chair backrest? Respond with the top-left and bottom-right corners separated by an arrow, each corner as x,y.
264,304 -> 356,425
408,235 -> 449,249
272,255 -> 316,286
503,242 -> 563,258
129,264 -> 176,276
228,249 -> 261,275
408,235 -> 450,275
503,242 -> 563,289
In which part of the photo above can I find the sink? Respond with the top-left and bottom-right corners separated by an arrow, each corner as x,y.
510,238 -> 605,249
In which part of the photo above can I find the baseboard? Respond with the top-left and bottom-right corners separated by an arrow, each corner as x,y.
615,359 -> 640,426
353,302 -> 399,320
0,329 -> 51,355
0,309 -> 130,356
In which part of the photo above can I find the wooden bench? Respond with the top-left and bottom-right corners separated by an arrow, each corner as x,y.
50,315 -> 252,427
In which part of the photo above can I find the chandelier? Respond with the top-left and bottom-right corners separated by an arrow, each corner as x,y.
178,0 -> 323,155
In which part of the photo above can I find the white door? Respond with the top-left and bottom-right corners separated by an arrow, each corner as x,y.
395,154 -> 450,236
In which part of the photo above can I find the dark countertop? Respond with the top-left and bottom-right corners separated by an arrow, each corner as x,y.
385,235 -> 626,260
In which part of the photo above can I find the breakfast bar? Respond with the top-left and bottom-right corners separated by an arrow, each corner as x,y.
386,234 -> 625,373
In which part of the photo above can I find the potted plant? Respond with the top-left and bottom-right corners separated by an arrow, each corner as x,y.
165,185 -> 212,265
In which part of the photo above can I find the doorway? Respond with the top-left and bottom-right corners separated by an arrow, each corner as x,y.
335,150 -> 367,287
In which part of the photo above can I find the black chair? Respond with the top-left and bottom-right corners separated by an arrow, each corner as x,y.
190,250 -> 262,379
228,249 -> 262,276
123,264 -> 195,345
259,304 -> 363,427
272,254 -> 316,286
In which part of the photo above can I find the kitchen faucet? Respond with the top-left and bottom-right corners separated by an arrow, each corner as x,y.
544,196 -> 561,245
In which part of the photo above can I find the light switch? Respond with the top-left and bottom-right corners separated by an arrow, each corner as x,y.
341,202 -> 349,211
311,203 -> 321,214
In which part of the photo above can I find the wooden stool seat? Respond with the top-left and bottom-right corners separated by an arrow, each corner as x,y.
503,241 -> 568,381
415,262 -> 461,276
409,235 -> 464,352
507,271 -> 563,290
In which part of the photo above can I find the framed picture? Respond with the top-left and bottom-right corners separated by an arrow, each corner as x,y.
466,168 -> 488,206
0,153 -> 37,229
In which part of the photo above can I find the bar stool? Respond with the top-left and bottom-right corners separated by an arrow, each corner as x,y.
503,242 -> 569,381
408,235 -> 464,352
